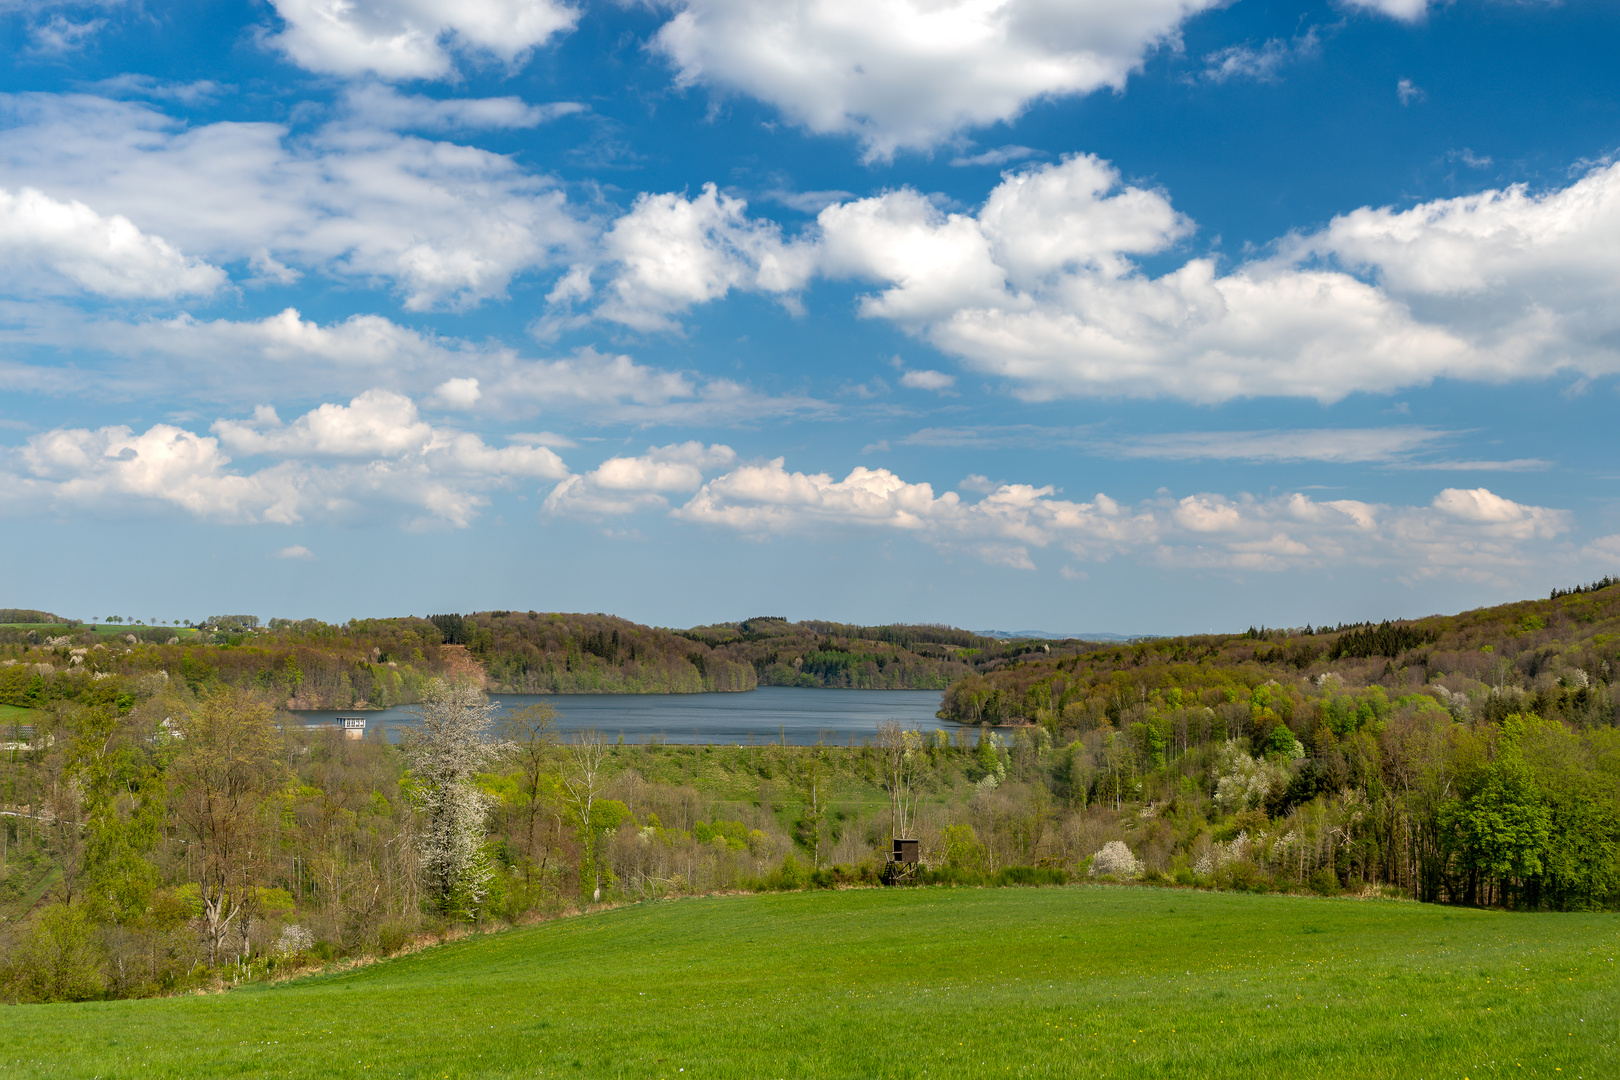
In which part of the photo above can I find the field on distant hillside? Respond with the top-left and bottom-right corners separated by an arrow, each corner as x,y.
1,886 -> 1613,1079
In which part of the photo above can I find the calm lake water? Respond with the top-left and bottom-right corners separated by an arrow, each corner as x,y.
290,686 -> 950,745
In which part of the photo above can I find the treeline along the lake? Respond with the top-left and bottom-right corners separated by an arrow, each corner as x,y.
1,583 -> 1617,1004
0,613 -> 1063,710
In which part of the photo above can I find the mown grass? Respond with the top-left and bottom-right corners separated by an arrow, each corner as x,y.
2,886 -> 1615,1079
0,704 -> 30,722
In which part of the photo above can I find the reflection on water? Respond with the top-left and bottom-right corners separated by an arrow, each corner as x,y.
289,686 -> 950,745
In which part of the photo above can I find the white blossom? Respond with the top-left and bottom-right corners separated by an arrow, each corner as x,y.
273,923 -> 314,957
1193,830 -> 1250,877
1089,840 -> 1142,878
1212,740 -> 1286,813
403,679 -> 506,917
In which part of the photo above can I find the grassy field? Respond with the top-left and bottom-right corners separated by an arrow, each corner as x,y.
1,886 -> 1614,1079
0,704 -> 30,723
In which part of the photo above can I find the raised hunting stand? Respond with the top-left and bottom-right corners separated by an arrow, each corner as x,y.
885,837 -> 920,883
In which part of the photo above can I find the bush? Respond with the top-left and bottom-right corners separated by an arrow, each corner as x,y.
917,865 -> 983,887
759,854 -> 810,891
994,865 -> 1069,887
377,919 -> 415,955
1308,868 -> 1343,897
1222,860 -> 1266,892
1,904 -> 105,1003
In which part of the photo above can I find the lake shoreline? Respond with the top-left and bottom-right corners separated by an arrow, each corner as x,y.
285,685 -> 957,745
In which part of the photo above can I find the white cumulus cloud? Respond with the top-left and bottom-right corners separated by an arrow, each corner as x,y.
671,455 -> 1573,581
212,389 -> 568,476
1343,0 -> 1433,22
0,186 -> 224,298
543,441 -> 737,517
267,0 -> 577,81
212,388 -> 436,458
431,376 -> 483,408
589,184 -> 815,331
598,153 -> 1620,402
650,0 -> 1223,160
5,391 -> 569,530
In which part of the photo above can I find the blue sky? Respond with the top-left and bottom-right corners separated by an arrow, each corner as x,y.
2,0 -> 1618,634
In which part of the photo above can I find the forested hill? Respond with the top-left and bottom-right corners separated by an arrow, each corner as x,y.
938,576 -> 1620,732
0,611 -> 1071,711
0,609 -> 70,625
390,613 -> 1064,696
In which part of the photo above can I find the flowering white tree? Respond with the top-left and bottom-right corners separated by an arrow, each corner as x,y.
1212,739 -> 1286,814
1089,840 -> 1143,878
273,923 -> 313,958
403,679 -> 504,918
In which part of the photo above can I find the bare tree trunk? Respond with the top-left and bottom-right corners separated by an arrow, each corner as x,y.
564,731 -> 607,905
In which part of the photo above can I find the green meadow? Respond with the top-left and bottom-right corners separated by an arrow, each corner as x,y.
2,886 -> 1614,1080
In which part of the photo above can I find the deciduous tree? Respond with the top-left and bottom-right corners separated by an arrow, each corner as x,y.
402,679 -> 504,919
169,687 -> 283,965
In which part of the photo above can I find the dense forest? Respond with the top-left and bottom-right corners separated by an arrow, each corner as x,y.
0,612 -> 1064,711
1,582 -> 1617,1004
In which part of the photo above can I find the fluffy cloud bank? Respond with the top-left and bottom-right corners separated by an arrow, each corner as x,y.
2,407 -> 1579,582
5,390 -> 567,529
580,154 -> 1620,402
651,0 -> 1222,159
671,458 -> 1571,579
0,304 -> 823,424
0,93 -> 588,310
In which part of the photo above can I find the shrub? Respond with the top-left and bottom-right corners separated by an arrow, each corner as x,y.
1222,860 -> 1266,892
760,854 -> 810,891
1,904 -> 105,1003
1308,868 -> 1342,897
377,919 -> 414,955
994,865 -> 1069,887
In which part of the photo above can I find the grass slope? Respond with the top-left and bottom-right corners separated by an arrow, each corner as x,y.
2,887 -> 1614,1079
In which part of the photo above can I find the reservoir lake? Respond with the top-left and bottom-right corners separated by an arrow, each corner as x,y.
291,686 -> 950,745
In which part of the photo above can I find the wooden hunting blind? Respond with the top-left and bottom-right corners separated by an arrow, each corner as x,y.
891,838 -> 919,863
